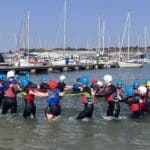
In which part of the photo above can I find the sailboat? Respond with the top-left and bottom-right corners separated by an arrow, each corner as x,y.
117,11 -> 143,68
15,11 -> 45,67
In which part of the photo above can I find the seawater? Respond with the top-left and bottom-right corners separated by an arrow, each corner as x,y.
0,64 -> 150,150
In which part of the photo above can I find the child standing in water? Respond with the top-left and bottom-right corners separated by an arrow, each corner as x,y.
38,76 -> 49,92
76,76 -> 95,120
30,80 -> 64,120
20,78 -> 36,119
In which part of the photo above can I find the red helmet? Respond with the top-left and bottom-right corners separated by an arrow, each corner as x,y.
48,80 -> 58,89
91,78 -> 97,84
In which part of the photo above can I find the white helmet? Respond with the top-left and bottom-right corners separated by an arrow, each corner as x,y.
138,86 -> 147,95
97,81 -> 103,87
7,70 -> 15,78
103,75 -> 112,83
60,75 -> 66,81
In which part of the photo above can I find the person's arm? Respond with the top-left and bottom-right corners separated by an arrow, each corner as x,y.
64,85 -> 73,91
0,82 -> 9,90
29,90 -> 48,97
59,92 -> 64,97
96,86 -> 116,97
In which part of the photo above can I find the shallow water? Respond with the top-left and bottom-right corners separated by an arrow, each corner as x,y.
0,64 -> 150,150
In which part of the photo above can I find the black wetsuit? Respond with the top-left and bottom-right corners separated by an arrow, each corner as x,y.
76,86 -> 94,120
57,82 -> 66,92
96,84 -> 117,117
0,88 -> 4,107
39,83 -> 49,92
22,83 -> 37,119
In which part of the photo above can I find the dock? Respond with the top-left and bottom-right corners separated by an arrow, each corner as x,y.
0,62 -> 119,74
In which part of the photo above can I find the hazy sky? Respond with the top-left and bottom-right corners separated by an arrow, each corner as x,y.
0,0 -> 150,51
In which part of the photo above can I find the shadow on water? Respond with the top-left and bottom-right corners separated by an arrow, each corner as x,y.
0,64 -> 150,150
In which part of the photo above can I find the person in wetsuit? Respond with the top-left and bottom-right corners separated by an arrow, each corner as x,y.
96,75 -> 117,117
30,80 -> 64,120
72,78 -> 82,93
121,86 -> 141,118
57,75 -> 72,92
0,74 -> 5,108
146,81 -> 150,113
90,78 -> 98,93
38,76 -> 49,92
133,81 -> 140,97
20,78 -> 37,119
0,70 -> 20,114
76,76 -> 95,120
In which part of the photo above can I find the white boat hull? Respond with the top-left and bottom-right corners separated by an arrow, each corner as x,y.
118,62 -> 143,68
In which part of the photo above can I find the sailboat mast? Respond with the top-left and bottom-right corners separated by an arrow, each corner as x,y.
137,34 -> 140,53
63,0 -> 67,56
27,11 -> 30,59
102,21 -> 105,55
144,26 -> 147,53
96,15 -> 101,54
127,11 -> 131,60
119,11 -> 130,61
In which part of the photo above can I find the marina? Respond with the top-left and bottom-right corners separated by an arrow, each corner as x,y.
0,62 -> 118,74
0,0 -> 150,150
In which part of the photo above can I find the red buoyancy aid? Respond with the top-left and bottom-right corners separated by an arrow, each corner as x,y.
128,97 -> 140,112
81,86 -> 95,104
139,96 -> 147,111
5,84 -> 18,98
105,86 -> 116,102
25,88 -> 35,102
81,95 -> 95,104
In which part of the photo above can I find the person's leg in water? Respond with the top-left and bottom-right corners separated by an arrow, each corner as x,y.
45,105 -> 61,120
11,100 -> 17,114
30,102 -> 36,118
76,104 -> 94,120
23,102 -> 32,118
113,102 -> 120,118
107,101 -> 114,116
131,111 -> 141,118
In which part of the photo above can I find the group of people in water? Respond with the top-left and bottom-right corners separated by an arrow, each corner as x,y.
0,70 -> 150,121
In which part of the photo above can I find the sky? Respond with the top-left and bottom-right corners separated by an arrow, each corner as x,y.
0,0 -> 150,51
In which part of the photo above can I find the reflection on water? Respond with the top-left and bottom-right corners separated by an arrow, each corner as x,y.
0,64 -> 150,150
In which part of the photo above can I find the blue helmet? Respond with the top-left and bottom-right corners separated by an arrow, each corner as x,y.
25,73 -> 31,79
80,76 -> 89,85
41,76 -> 47,82
117,80 -> 122,86
20,78 -> 29,86
125,86 -> 134,96
0,74 -> 3,81
2,74 -> 6,81
133,81 -> 139,87
15,74 -> 20,80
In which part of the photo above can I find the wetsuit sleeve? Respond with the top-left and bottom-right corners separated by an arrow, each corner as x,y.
96,85 -> 116,97
127,97 -> 139,105
121,97 -> 139,104
0,82 -> 9,90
